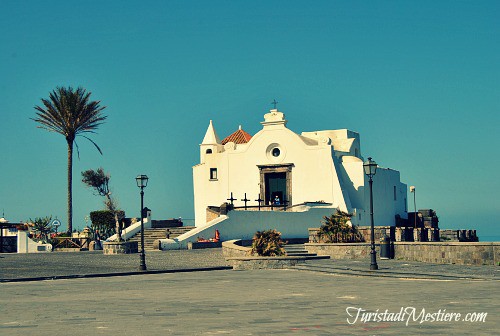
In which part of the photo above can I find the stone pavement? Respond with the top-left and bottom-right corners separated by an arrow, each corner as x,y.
294,258 -> 499,281
0,249 -> 231,280
0,249 -> 498,335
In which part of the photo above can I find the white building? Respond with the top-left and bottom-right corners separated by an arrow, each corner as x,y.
159,108 -> 407,249
193,109 -> 407,228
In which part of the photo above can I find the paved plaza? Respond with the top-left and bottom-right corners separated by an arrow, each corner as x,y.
0,249 -> 231,280
1,249 -> 498,335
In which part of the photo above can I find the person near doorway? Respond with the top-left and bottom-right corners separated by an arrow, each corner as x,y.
274,195 -> 281,205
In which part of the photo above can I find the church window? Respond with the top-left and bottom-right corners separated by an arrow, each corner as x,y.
210,168 -> 217,180
206,149 -> 212,154
394,186 -> 397,201
272,148 -> 280,157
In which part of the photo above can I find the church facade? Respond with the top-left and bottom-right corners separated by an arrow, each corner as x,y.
193,109 -> 408,228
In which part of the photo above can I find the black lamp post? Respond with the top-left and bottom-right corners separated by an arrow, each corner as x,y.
410,186 -> 417,228
136,174 -> 149,271
363,157 -> 379,271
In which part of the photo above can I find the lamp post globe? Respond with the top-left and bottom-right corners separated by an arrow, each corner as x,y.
363,157 -> 379,271
136,174 -> 149,188
136,174 -> 149,271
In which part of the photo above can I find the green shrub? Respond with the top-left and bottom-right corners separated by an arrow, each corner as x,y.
28,216 -> 53,243
89,210 -> 125,239
250,229 -> 285,256
318,210 -> 364,243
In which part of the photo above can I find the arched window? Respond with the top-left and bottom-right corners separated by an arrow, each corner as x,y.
206,149 -> 212,154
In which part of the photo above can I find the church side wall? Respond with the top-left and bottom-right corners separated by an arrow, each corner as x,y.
340,158 -> 365,210
366,168 -> 407,226
193,150 -> 230,226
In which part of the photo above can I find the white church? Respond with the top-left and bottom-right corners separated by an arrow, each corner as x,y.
159,108 -> 408,249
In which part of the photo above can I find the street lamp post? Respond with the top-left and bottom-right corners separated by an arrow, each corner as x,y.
136,174 -> 149,271
363,157 -> 379,271
410,186 -> 416,228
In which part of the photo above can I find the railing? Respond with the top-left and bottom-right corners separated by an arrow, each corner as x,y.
232,202 -> 332,212
52,237 -> 92,249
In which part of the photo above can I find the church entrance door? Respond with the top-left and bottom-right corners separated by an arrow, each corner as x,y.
265,172 -> 286,205
258,164 -> 293,207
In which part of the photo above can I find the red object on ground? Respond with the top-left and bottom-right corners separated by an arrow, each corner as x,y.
214,229 -> 220,242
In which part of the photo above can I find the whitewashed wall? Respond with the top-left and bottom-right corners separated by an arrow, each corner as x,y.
159,203 -> 337,250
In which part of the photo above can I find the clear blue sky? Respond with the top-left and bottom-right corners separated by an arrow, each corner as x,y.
1,1 -> 498,240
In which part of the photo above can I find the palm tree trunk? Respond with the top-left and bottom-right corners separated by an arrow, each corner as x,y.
67,141 -> 73,234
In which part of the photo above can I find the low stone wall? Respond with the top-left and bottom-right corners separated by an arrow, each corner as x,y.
53,248 -> 86,252
305,243 -> 380,260
103,241 -> 138,254
206,208 -> 220,224
188,241 -> 222,249
309,227 -> 393,243
358,226 -> 395,242
223,239 -> 309,270
394,242 -> 499,265
305,242 -> 499,266
440,229 -> 478,242
222,240 -> 250,258
227,256 -> 307,270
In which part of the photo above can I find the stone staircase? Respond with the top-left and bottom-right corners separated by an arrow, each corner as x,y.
284,244 -> 330,260
128,226 -> 196,250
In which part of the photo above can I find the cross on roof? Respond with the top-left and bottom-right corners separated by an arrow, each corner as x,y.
271,99 -> 278,109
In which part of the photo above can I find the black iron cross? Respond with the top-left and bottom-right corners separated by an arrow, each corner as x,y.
240,193 -> 250,210
227,192 -> 236,205
271,99 -> 278,109
255,195 -> 264,211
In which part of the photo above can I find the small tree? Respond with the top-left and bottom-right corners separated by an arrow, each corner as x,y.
82,168 -> 124,241
318,210 -> 364,243
89,210 -> 125,239
250,229 -> 286,256
28,216 -> 53,243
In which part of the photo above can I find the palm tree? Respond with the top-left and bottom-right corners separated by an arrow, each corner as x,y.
33,86 -> 107,233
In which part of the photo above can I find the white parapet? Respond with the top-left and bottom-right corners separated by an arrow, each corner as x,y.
17,230 -> 52,253
158,203 -> 338,250
159,215 -> 229,250
107,211 -> 152,242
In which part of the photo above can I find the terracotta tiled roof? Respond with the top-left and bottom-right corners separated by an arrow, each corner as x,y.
221,128 -> 252,145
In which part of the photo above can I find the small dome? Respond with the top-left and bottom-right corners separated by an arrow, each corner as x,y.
222,128 -> 252,145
